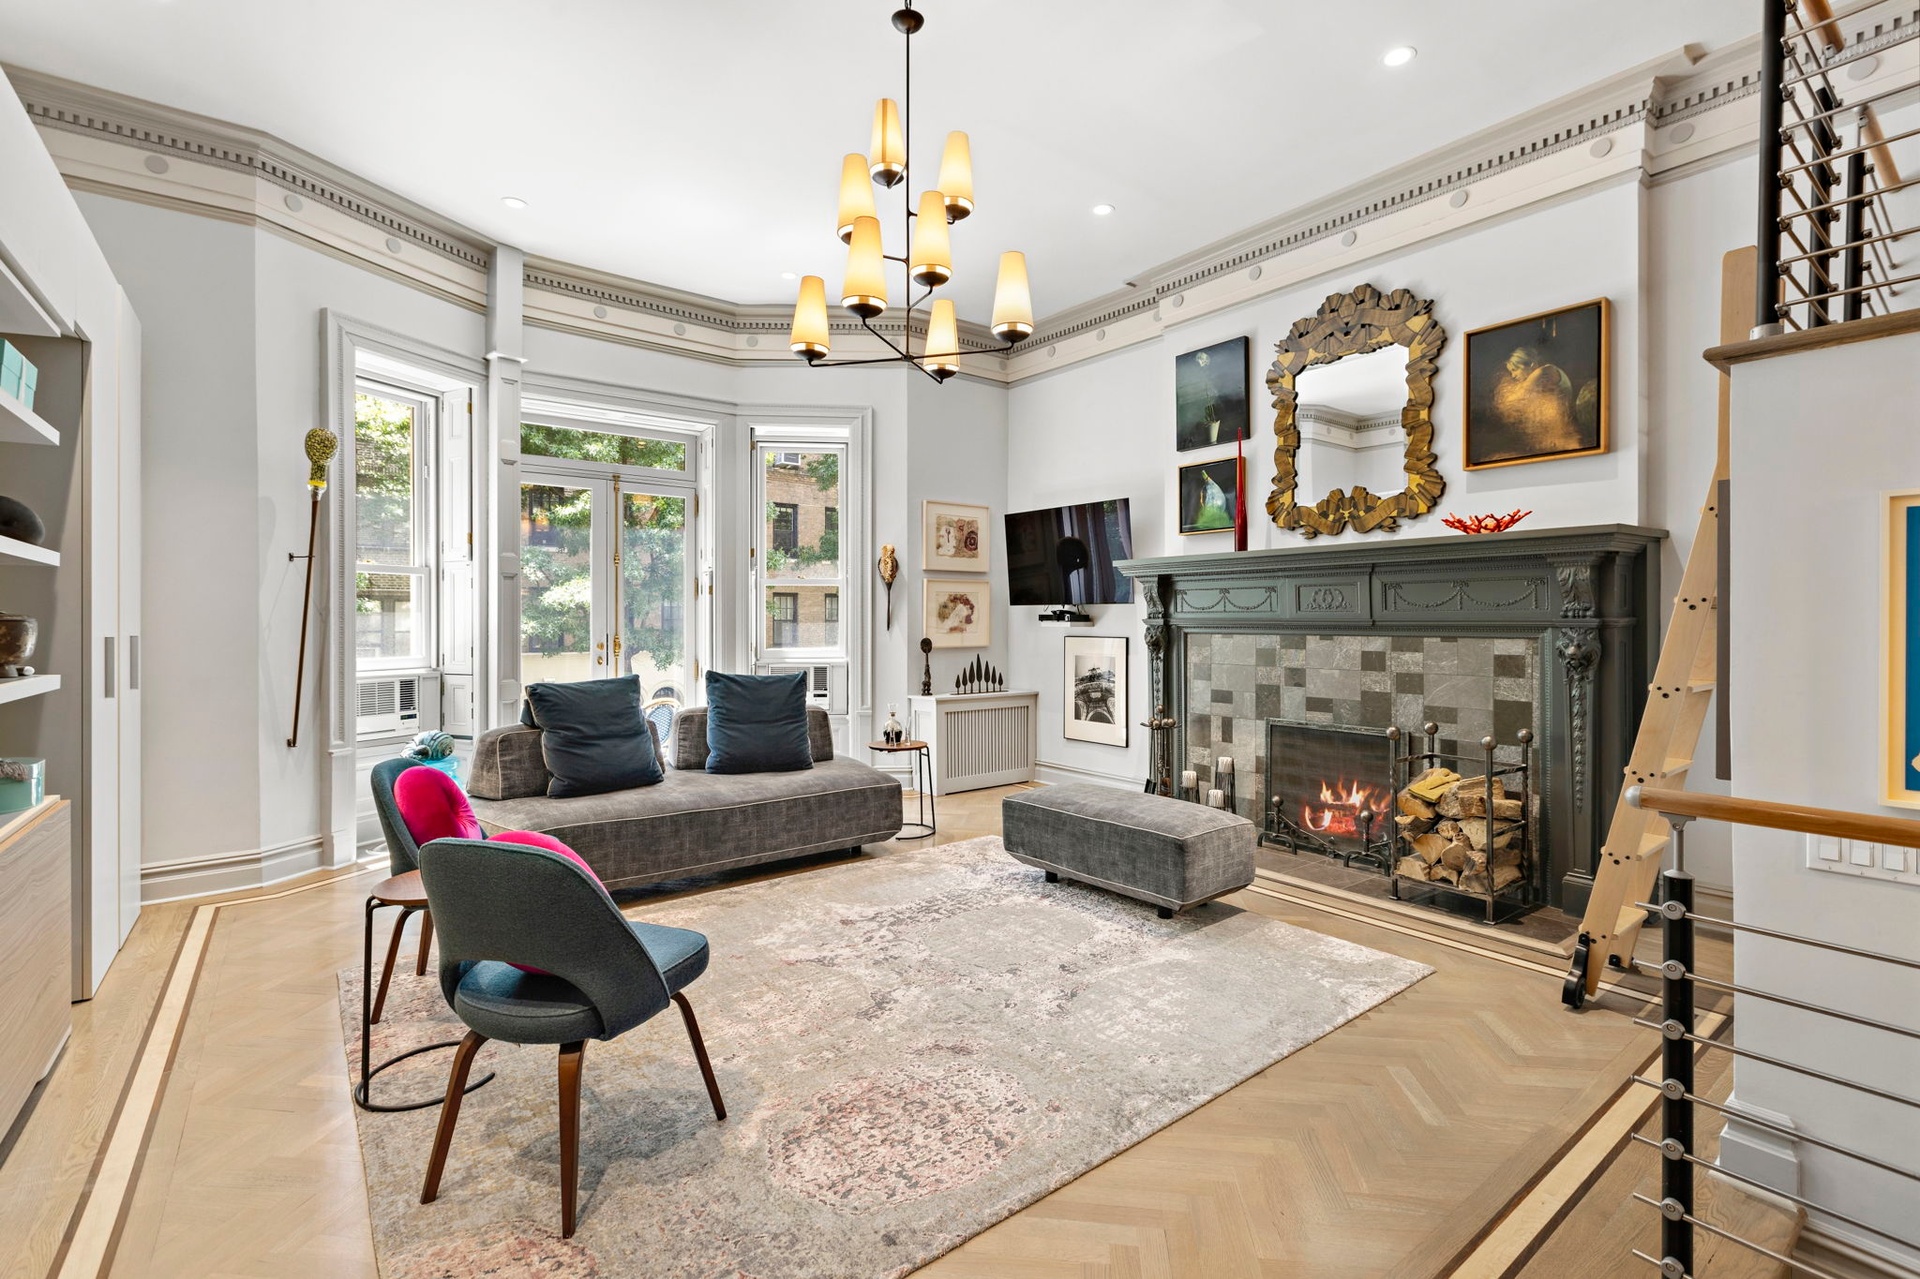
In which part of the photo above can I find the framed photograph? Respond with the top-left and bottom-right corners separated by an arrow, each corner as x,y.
1463,298 -> 1610,469
1175,336 -> 1250,452
924,577 -> 991,649
1886,489 -> 1920,808
1063,636 -> 1128,747
1178,455 -> 1244,535
922,500 -> 990,572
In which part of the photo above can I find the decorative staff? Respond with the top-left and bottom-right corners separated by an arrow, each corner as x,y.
878,544 -> 899,629
287,427 -> 337,748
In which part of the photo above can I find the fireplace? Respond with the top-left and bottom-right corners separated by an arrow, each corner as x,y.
1263,722 -> 1396,869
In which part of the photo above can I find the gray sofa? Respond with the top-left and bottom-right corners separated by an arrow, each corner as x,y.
466,705 -> 903,888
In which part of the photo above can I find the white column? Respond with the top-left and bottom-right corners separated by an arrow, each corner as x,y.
484,245 -> 526,729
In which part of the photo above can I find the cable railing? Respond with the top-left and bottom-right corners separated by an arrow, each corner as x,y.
1755,0 -> 1919,334
1623,785 -> 1920,1279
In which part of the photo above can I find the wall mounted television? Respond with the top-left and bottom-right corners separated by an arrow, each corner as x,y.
1004,498 -> 1135,618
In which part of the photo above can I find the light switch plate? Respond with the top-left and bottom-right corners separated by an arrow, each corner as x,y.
1808,835 -> 1920,888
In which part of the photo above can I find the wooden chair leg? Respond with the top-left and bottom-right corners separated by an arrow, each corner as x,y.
420,1030 -> 488,1204
558,1041 -> 585,1238
370,907 -> 414,1025
415,909 -> 433,976
672,992 -> 727,1121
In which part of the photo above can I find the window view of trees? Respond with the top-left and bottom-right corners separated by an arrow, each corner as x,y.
355,391 -> 424,662
522,423 -> 685,470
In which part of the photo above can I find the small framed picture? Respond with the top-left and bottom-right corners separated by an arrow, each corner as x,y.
1464,298 -> 1609,469
1063,636 -> 1128,747
1178,455 -> 1244,535
922,500 -> 990,572
1175,336 -> 1250,452
924,578 -> 991,648
1886,489 -> 1920,808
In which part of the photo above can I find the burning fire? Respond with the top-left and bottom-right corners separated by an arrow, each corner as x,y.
1300,777 -> 1393,839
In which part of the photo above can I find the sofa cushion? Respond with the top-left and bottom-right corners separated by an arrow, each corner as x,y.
672,704 -> 834,771
525,676 -> 665,798
522,692 -> 667,768
705,671 -> 812,774
469,717 -> 667,801
469,756 -> 902,887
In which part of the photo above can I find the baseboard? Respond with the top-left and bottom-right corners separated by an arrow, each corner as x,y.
1034,759 -> 1138,790
1798,1225 -> 1920,1279
139,835 -> 328,903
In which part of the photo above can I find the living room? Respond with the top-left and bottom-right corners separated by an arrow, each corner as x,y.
1,2 -> 1917,1277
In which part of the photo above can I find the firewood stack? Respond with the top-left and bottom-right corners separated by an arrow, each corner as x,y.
1392,767 -> 1526,894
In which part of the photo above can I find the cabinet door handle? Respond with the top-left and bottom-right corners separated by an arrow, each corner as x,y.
129,635 -> 140,691
104,635 -> 116,699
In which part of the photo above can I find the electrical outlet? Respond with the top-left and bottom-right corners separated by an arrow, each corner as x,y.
1807,835 -> 1920,888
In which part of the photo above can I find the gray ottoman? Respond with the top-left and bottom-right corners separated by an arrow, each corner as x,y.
1001,784 -> 1256,917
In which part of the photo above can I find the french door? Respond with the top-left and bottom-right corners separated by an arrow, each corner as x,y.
518,467 -> 699,704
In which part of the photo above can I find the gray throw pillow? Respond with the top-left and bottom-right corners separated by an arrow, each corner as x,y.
523,676 -> 665,797
704,670 -> 813,774
523,695 -> 667,770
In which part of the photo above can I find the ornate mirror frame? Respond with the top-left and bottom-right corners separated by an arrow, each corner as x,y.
1265,283 -> 1447,538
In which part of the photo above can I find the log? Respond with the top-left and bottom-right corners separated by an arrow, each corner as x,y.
1459,818 -> 1516,853
1458,863 -> 1525,894
1397,791 -> 1437,821
1409,832 -> 1448,864
1396,855 -> 1433,881
1429,864 -> 1460,885
1436,776 -> 1505,819
1440,842 -> 1473,873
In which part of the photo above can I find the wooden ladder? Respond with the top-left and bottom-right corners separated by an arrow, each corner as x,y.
1561,247 -> 1750,1010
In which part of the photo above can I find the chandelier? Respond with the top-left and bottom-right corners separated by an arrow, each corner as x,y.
787,2 -> 1034,381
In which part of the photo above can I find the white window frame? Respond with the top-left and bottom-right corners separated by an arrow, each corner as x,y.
751,437 -> 849,665
353,375 -> 438,673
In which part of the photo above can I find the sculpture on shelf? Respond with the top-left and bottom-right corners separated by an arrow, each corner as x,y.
0,611 -> 38,678
0,494 -> 47,546
919,637 -> 933,696
877,544 -> 899,628
952,655 -> 1005,695
1443,509 -> 1532,535
287,427 -> 338,748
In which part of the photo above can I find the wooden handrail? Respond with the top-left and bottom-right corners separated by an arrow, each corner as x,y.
1629,786 -> 1920,848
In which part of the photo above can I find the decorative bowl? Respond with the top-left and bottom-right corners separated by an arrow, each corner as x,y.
1442,510 -> 1532,535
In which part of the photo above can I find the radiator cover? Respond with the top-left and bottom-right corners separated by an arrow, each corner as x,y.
908,691 -> 1038,796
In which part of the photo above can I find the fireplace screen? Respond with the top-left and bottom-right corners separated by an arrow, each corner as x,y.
1264,721 -> 1396,869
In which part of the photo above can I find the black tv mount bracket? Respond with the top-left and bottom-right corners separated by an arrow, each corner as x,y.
1039,607 -> 1093,623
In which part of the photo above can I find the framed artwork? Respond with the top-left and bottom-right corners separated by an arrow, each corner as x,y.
1175,336 -> 1250,452
1063,635 -> 1128,747
1887,490 -> 1920,807
1463,298 -> 1610,469
922,500 -> 990,572
1178,455 -> 1244,535
924,578 -> 991,648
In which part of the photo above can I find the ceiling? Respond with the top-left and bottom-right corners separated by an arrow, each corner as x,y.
0,1 -> 1756,322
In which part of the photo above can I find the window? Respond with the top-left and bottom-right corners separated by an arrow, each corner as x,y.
771,502 -> 800,553
519,421 -> 686,471
825,591 -> 840,624
770,591 -> 799,648
825,506 -> 839,536
756,443 -> 846,655
355,383 -> 434,667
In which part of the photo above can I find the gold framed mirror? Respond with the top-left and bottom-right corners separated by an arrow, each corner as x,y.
1265,283 -> 1447,538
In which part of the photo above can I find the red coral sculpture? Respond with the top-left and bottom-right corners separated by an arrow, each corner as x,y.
1442,509 -> 1532,535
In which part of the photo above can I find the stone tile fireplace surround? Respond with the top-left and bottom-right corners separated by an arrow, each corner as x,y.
1119,525 -> 1663,914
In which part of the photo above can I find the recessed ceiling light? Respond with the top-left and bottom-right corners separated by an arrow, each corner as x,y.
1092,203 -> 1115,216
1382,45 -> 1416,67
781,271 -> 798,280
501,195 -> 528,209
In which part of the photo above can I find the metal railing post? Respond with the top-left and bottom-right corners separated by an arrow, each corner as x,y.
1843,109 -> 1868,321
1659,818 -> 1696,1279
1755,0 -> 1788,335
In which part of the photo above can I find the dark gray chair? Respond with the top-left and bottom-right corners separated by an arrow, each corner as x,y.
368,758 -> 435,1022
415,837 -> 726,1238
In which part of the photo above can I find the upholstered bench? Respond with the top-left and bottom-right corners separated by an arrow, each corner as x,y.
1001,784 -> 1257,918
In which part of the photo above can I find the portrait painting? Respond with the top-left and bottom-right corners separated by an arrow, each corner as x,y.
1175,336 -> 1250,452
922,500 -> 990,572
923,578 -> 991,649
1464,299 -> 1610,469
1888,490 -> 1920,807
1063,635 -> 1128,747
1178,456 -> 1243,536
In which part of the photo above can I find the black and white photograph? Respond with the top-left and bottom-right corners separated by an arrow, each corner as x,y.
1063,635 -> 1128,747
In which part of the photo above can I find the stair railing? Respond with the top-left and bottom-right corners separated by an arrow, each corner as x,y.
1755,0 -> 1918,336
1624,786 -> 1920,1278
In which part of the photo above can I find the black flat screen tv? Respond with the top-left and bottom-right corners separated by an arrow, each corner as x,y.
1004,499 -> 1135,607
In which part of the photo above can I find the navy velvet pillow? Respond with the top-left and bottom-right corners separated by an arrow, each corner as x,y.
523,676 -> 665,798
705,670 -> 814,774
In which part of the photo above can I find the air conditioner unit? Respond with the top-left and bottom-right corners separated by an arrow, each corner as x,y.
763,662 -> 847,715
357,675 -> 422,739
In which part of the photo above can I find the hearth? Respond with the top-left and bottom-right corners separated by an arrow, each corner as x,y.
1263,722 -> 1396,870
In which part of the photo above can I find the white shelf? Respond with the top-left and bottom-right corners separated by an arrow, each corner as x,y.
0,535 -> 58,567
0,256 -> 61,339
0,674 -> 59,706
0,385 -> 58,446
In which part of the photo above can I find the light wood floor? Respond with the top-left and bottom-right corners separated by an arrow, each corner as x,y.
0,783 -> 1749,1278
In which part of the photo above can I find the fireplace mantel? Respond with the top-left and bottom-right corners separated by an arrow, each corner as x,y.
1118,524 -> 1665,914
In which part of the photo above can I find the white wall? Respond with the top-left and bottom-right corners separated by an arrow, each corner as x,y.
1725,331 -> 1920,1267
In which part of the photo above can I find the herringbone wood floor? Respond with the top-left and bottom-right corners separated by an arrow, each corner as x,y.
0,784 -> 1733,1278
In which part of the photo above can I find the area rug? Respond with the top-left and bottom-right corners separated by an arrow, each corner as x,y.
339,836 -> 1430,1278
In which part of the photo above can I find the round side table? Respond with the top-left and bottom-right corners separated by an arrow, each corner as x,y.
868,740 -> 936,839
356,870 -> 495,1113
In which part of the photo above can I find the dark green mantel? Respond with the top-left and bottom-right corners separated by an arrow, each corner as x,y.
1118,524 -> 1668,915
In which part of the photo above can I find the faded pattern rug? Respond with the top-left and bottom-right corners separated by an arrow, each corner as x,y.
339,836 -> 1430,1278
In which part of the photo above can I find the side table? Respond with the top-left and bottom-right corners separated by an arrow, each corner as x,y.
357,870 -> 495,1113
868,740 -> 936,839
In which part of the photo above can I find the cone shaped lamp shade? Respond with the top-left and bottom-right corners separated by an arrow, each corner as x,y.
991,251 -> 1034,342
841,215 -> 888,318
909,190 -> 952,288
869,99 -> 905,186
790,275 -> 830,360
937,132 -> 974,221
836,154 -> 877,244
923,298 -> 959,379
